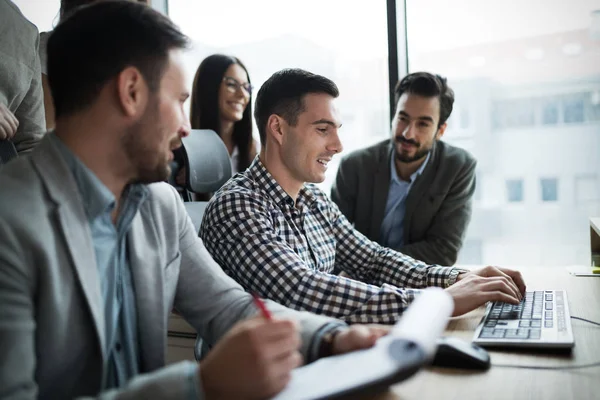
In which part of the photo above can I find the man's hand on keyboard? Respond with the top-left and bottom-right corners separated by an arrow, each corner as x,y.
445,266 -> 527,317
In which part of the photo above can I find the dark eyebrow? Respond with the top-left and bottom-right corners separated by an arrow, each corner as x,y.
224,76 -> 250,86
398,110 -> 434,124
311,119 -> 343,129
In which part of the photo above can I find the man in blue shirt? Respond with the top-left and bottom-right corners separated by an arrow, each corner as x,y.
332,72 -> 477,266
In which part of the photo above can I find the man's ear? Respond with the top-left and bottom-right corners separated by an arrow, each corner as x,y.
266,114 -> 286,146
435,122 -> 447,140
116,66 -> 148,117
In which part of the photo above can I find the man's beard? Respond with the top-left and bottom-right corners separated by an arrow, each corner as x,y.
122,102 -> 173,184
394,136 -> 433,163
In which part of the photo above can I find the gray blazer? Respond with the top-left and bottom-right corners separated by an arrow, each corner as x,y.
0,0 -> 46,153
332,139 -> 476,266
0,136 -> 342,399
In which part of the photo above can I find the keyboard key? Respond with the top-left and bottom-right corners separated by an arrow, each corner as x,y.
505,329 -> 529,339
544,320 -> 554,328
545,311 -> 553,320
480,330 -> 506,339
545,294 -> 553,301
531,320 -> 542,328
529,329 -> 541,339
545,302 -> 553,310
516,329 -> 529,338
519,320 -> 531,328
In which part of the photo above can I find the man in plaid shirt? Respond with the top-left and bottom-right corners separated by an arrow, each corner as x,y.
200,69 -> 526,324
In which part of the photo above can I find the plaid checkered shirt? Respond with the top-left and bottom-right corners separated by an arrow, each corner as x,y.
200,157 -> 456,324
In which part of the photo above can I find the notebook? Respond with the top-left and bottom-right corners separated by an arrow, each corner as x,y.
272,288 -> 454,400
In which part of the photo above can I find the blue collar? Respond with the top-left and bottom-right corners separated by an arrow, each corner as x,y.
390,149 -> 431,185
49,133 -> 148,222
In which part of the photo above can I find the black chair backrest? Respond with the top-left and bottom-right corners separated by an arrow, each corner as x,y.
180,129 -> 232,193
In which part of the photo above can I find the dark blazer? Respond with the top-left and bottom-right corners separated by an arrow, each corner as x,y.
331,139 -> 476,266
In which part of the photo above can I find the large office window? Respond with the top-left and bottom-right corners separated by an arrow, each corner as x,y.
168,0 -> 391,193
406,0 -> 600,265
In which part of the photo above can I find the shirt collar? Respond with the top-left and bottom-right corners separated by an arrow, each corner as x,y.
390,149 -> 431,185
247,156 -> 317,209
49,133 -> 148,221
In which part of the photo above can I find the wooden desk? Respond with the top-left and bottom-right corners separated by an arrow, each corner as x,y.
361,267 -> 600,400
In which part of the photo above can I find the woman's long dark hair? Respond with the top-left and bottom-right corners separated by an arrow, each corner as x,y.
190,54 -> 254,172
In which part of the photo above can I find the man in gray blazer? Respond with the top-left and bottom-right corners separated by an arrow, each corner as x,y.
0,0 -> 46,154
332,72 -> 476,266
0,3 -> 386,399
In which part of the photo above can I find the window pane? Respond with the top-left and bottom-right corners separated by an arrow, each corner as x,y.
406,0 -> 600,266
541,98 -> 560,125
563,93 -> 585,123
506,179 -> 524,203
588,91 -> 600,121
540,178 -> 558,202
168,0 -> 390,193
10,0 -> 60,32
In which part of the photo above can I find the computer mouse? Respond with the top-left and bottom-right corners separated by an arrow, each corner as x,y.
431,336 -> 491,370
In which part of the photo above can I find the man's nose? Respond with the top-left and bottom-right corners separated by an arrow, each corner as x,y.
179,118 -> 191,138
328,130 -> 343,154
402,122 -> 417,140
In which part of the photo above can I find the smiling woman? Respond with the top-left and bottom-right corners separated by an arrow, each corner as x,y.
190,54 -> 257,174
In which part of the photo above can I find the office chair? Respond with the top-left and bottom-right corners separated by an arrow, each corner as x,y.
178,129 -> 232,231
171,129 -> 232,361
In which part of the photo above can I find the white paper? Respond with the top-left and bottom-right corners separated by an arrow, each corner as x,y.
390,287 -> 454,358
272,288 -> 454,400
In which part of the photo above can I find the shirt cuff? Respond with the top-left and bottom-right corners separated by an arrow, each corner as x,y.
426,266 -> 456,288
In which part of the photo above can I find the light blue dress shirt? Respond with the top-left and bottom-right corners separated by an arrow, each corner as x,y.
51,135 -> 147,389
380,151 -> 430,249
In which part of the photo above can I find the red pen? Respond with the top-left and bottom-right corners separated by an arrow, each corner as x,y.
252,293 -> 273,321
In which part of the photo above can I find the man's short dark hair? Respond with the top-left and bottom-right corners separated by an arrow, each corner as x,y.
59,0 -> 149,20
47,0 -> 189,118
254,69 -> 339,146
394,72 -> 454,127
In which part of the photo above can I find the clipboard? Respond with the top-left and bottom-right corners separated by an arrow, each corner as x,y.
272,288 -> 454,400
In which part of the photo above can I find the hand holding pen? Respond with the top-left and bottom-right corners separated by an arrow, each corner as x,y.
199,292 -> 302,399
252,293 -> 273,320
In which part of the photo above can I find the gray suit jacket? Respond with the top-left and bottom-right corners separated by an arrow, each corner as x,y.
332,139 -> 476,266
0,136 -> 342,399
0,0 -> 46,154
